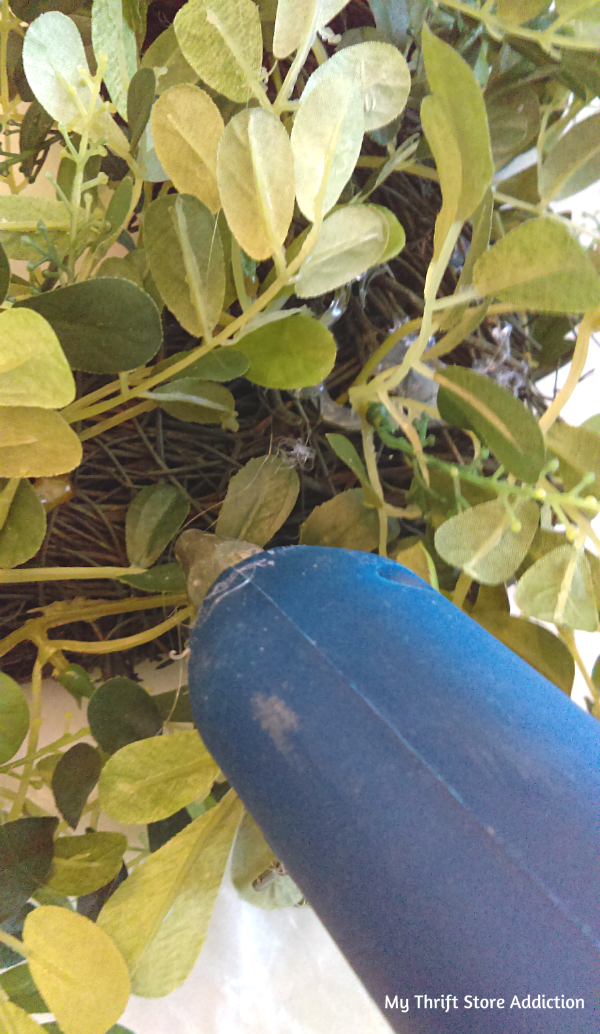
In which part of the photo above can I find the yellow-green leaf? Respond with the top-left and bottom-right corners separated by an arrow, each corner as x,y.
0,408 -> 82,478
235,313 -> 336,389
434,498 -> 540,585
23,906 -> 130,1034
325,432 -> 382,508
473,217 -> 600,314
0,670 -> 29,765
545,421 -> 600,500
0,309 -> 75,409
98,792 -> 244,997
46,832 -> 127,896
514,545 -> 599,632
147,377 -> 238,430
540,112 -> 600,203
496,0 -> 550,23
393,539 -> 438,587
174,0 -> 263,103
0,1000 -> 46,1034
217,108 -> 295,262
473,610 -> 574,694
296,205 -> 388,298
98,730 -> 220,824
420,94 -> 463,255
302,41 -> 410,131
291,75 -> 364,223
0,477 -> 46,568
300,488 -> 380,551
216,455 -> 299,545
151,84 -> 224,213
92,0 -> 137,119
369,204 -> 406,264
273,0 -> 350,59
0,196 -> 70,262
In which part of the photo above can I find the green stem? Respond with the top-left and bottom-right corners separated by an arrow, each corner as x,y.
0,730 -> 90,775
435,0 -> 600,51
274,15 -> 320,114
0,565 -> 146,584
538,310 -> 594,434
0,929 -> 28,958
8,656 -> 43,820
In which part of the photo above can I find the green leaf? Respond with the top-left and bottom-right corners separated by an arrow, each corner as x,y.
486,85 -> 540,171
151,685 -> 193,724
393,539 -> 438,587
514,545 -> 599,632
216,455 -> 299,546
230,809 -> 304,909
0,478 -> 46,569
43,1025 -> 134,1034
369,204 -> 406,264
0,407 -> 82,478
175,529 -> 263,606
325,433 -> 381,507
438,189 -> 493,332
119,561 -> 187,592
151,85 -> 224,212
0,964 -> 47,1015
217,108 -> 295,262
545,421 -> 600,500
127,67 -> 156,151
87,677 -> 163,754
45,832 -> 127,896
163,347 -> 249,382
51,743 -> 102,829
147,378 -> 238,430
0,196 -> 70,262
57,664 -> 96,705
590,656 -> 600,720
0,817 -> 58,923
434,498 -> 540,585
16,279 -> 162,375
98,729 -> 219,824
291,75 -> 364,222
0,309 -> 75,409
472,610 -> 574,695
125,482 -> 190,568
583,413 -> 600,436
496,0 -> 550,22
299,488 -> 381,551
23,906 -> 130,1034
235,313 -> 336,389
11,1 -> 86,22
273,0 -> 350,59
92,0 -> 137,119
174,0 -> 263,103
472,217 -> 600,314
436,367 -> 546,483
0,1000 -> 47,1032
22,11 -> 93,127
141,24 -> 197,95
529,315 -> 574,380
103,176 -> 135,238
144,193 -> 225,338
98,791 -> 244,997
0,904 -> 34,969
296,205 -> 388,299
0,240 -> 9,305
95,250 -> 147,288
0,671 -> 29,765
302,41 -> 410,131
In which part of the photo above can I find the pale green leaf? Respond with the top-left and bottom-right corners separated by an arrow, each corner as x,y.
216,455 -> 299,546
0,408 -> 82,478
141,24 -> 197,95
583,413 -> 600,435
273,0 -> 350,59
151,84 -> 224,213
295,205 -> 388,298
436,367 -> 546,483
369,204 -> 406,263
235,313 -> 337,389
174,0 -> 263,103
0,309 -> 74,409
299,488 -> 380,550
325,432 -> 382,507
540,112 -> 600,203
434,498 -> 540,585
545,421 -> 600,500
473,610 -> 574,694
472,217 -> 600,314
291,75 -> 364,223
0,478 -> 46,569
514,545 -> 599,632
22,11 -> 93,127
23,906 -> 130,1034
0,196 -> 70,262
126,482 -> 189,568
217,108 -> 295,262
302,41 -> 410,131
420,94 -> 463,255
99,730 -> 219,824
231,811 -> 303,910
0,1001 -> 46,1034
46,832 -> 127,896
147,377 -> 238,430
92,0 -> 137,119
98,792 -> 244,997
144,193 -> 225,338
0,670 -> 29,765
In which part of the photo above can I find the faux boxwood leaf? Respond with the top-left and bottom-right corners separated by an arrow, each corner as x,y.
217,108 -> 295,261
216,455 -> 299,546
300,488 -> 380,551
98,792 -> 244,997
0,963 -> 47,1014
175,529 -> 263,606
152,685 -> 193,724
46,832 -> 126,897
0,309 -> 75,409
0,196 -> 70,262
23,906 -> 130,1034
0,904 -> 34,969
57,664 -> 96,704
436,367 -> 546,483
0,240 -> 9,304
296,206 -> 389,299
231,809 -> 302,910
0,407 -> 82,478
515,545 -> 599,632
125,482 -> 190,568
99,729 -> 219,824
163,347 -> 249,382
0,478 -> 46,569
103,177 -> 134,239
369,204 -> 406,264
22,11 -> 93,127
326,433 -> 381,507
119,561 -> 187,592
141,24 -> 197,96
51,743 -> 102,829
0,817 -> 58,923
152,84 -> 224,213
92,0 -> 137,119
87,677 -> 163,754
236,314 -> 336,389
0,670 -> 29,764
545,421 -> 600,500
434,498 -> 540,585
127,67 -> 156,151
174,0 -> 263,103
273,0 -> 349,59
473,217 -> 600,313
302,41 -> 410,131
148,378 -> 238,430
17,279 -> 162,375
473,611 -> 574,695
540,112 -> 600,203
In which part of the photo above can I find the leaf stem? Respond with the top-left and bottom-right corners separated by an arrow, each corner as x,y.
8,655 -> 44,820
49,606 -> 194,655
538,309 -> 595,433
